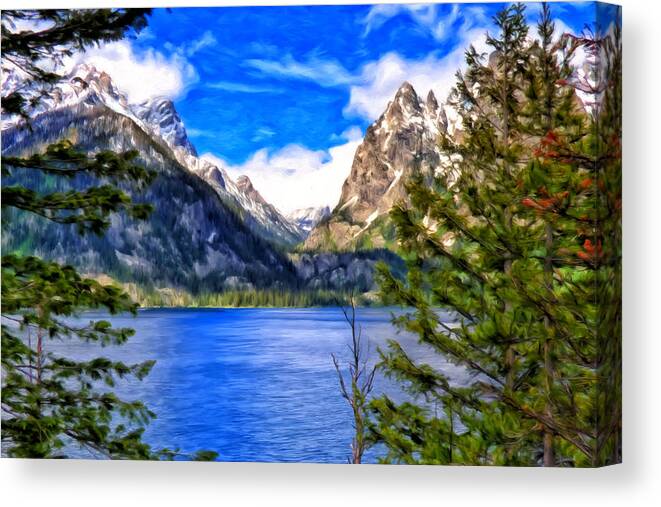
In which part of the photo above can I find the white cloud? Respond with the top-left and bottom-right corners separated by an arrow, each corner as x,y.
362,3 -> 488,41
241,38 -> 490,122
345,29 -> 488,121
361,4 -> 410,35
251,126 -> 276,142
202,128 -> 362,213
65,40 -> 198,103
187,127 -> 217,139
207,81 -> 284,94
240,7 -> 492,122
346,3 -> 497,121
244,54 -> 358,87
185,30 -> 217,56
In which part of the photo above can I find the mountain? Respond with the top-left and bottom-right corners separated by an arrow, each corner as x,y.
236,175 -> 267,205
126,86 -> 304,248
286,206 -> 331,233
189,162 -> 305,247
132,96 -> 198,156
304,81 -> 459,251
1,64 -> 299,292
5,63 -> 305,249
232,174 -> 306,246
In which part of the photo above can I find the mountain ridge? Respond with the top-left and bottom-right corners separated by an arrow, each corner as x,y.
2,63 -> 306,248
1,64 -> 301,292
304,80 -> 459,251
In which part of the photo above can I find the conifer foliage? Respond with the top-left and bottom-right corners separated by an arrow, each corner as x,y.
371,3 -> 621,467
1,9 -> 217,460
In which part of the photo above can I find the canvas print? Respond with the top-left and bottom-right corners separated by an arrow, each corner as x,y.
1,2 -> 621,466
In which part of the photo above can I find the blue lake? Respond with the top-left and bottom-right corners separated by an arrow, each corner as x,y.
58,307 -> 464,463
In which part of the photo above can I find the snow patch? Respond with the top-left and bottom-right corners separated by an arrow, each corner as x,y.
340,195 -> 359,211
386,169 -> 404,194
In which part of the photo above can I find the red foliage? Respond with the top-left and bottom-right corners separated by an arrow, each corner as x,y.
542,130 -> 559,145
583,239 -> 598,253
537,198 -> 557,209
579,178 -> 593,190
577,238 -> 603,264
521,197 -> 538,209
577,251 -> 592,262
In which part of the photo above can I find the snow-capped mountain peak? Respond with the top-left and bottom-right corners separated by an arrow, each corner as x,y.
131,96 -> 197,156
2,63 -> 138,129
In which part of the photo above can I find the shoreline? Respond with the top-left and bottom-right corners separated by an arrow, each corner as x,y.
136,303 -> 386,310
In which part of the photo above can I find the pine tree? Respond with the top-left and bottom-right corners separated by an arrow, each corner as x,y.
371,3 -> 539,466
518,7 -> 622,466
370,3 -> 621,466
1,9 -> 217,460
517,2 -> 589,467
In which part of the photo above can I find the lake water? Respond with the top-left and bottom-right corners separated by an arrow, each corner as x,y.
54,307 -> 465,463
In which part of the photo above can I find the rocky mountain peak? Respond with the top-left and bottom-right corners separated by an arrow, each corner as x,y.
394,81 -> 418,103
426,89 -> 439,115
68,63 -> 124,102
131,96 -> 197,156
304,81 -> 454,251
236,175 -> 267,205
386,81 -> 423,122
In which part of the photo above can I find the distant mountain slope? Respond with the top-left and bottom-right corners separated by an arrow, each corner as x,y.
286,206 -> 331,233
1,65 -> 298,291
189,162 -> 306,248
304,82 -> 460,251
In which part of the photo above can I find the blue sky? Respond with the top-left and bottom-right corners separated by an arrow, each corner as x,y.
75,2 -> 601,212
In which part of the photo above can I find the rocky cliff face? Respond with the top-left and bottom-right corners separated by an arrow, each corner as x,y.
304,81 -> 457,251
232,174 -> 306,246
236,175 -> 267,205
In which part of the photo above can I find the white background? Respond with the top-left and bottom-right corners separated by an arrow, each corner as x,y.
1,0 -> 660,505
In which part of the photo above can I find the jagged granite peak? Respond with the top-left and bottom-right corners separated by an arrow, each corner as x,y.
131,96 -> 197,156
394,81 -> 419,103
287,206 -> 331,233
426,89 -> 439,115
304,81 -> 454,251
67,64 -> 122,96
235,175 -> 267,205
386,81 -> 423,124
